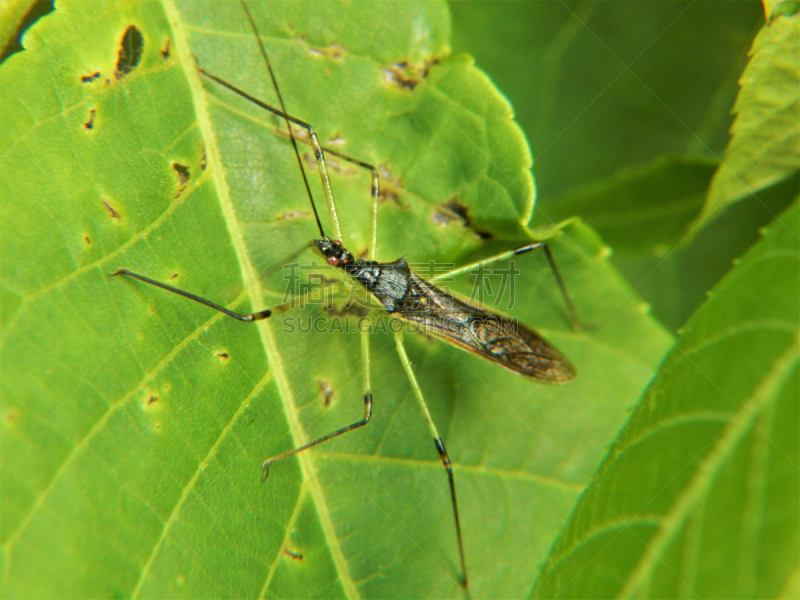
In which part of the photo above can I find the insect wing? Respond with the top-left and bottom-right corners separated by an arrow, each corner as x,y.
398,273 -> 576,383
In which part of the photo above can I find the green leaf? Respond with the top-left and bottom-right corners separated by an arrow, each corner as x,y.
610,174 -> 798,332
703,17 -> 800,221
542,155 -> 716,256
0,0 -> 38,61
766,0 -> 800,23
0,1 -> 671,597
533,200 -> 799,599
450,0 -> 764,204
450,1 -> 771,333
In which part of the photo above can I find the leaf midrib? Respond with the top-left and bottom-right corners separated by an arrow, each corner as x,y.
165,2 -> 361,597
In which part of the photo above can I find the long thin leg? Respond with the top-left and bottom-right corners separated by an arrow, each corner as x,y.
110,269 -> 272,321
394,331 -> 469,593
200,68 -> 382,252
431,241 -> 580,331
111,268 -> 343,320
275,128 -> 380,259
262,327 -> 373,478
207,3 -> 383,252
200,65 -> 347,241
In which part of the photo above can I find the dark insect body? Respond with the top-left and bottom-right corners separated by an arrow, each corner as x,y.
112,1 -> 579,594
313,237 -> 576,383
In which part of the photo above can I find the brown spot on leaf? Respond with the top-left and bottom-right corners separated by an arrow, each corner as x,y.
434,199 -> 492,239
83,108 -> 96,129
218,352 -> 229,360
80,71 -> 101,83
160,39 -> 171,59
275,210 -> 309,222
146,395 -> 158,406
172,162 -> 190,185
84,236 -> 91,245
284,548 -> 303,561
115,25 -> 144,79
308,42 -> 344,59
377,164 -> 404,205
172,162 -> 190,198
102,199 -> 120,220
382,58 -> 438,91
302,152 -> 355,176
317,380 -> 334,407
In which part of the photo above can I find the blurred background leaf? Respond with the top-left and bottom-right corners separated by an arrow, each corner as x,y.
703,16 -> 800,220
532,198 -> 798,599
451,0 -> 798,331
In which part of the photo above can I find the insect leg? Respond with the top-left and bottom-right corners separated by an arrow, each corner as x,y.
275,130 -> 380,260
109,269 -> 272,322
262,328 -> 373,478
431,242 -> 580,331
200,68 -> 340,239
394,331 -> 469,593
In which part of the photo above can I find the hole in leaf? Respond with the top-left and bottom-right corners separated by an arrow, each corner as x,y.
102,199 -> 120,220
0,0 -> 55,65
172,162 -> 190,184
83,108 -> 96,129
377,164 -> 404,205
171,162 -> 190,197
317,379 -> 334,407
80,71 -> 101,84
433,199 -> 492,239
284,548 -> 303,561
115,25 -> 144,79
382,59 -> 438,91
308,42 -> 345,59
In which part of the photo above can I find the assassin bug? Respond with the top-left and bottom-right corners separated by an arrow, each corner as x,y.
112,0 -> 579,592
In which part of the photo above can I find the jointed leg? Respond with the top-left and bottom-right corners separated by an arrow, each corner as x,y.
274,128 -> 381,259
110,269 -> 272,321
262,328 -> 374,478
430,241 -> 580,331
394,332 -> 469,593
199,69 -> 380,250
110,268 -> 344,320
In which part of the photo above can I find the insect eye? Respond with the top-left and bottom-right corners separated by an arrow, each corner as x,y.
327,256 -> 339,266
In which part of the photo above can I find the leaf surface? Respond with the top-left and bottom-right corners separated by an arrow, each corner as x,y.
543,155 -> 716,256
703,17 -> 800,221
533,200 -> 800,598
0,1 -> 671,598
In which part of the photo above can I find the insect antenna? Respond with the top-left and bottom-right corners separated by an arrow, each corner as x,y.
238,0 -> 327,240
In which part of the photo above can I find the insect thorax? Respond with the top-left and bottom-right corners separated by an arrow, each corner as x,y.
346,257 -> 411,313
